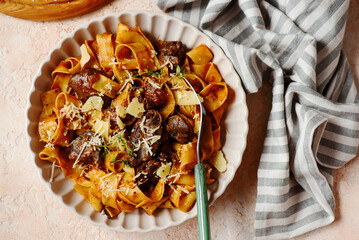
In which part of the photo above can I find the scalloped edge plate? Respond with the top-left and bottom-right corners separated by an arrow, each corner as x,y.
26,11 -> 248,232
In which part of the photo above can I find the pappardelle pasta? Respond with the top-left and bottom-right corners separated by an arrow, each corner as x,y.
38,23 -> 228,217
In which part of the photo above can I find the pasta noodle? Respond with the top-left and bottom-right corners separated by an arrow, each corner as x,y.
38,23 -> 228,218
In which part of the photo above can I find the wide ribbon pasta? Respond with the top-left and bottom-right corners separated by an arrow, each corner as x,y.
37,23 -> 229,218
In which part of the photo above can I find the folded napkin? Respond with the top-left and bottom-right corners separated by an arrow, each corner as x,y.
152,0 -> 359,238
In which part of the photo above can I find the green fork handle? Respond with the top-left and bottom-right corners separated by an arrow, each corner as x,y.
195,163 -> 210,240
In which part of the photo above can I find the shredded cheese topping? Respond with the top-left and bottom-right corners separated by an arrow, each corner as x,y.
60,102 -> 83,122
160,59 -> 173,69
167,171 -> 189,184
104,82 -> 113,91
125,70 -> 134,83
177,185 -> 189,194
72,142 -> 87,168
147,135 -> 161,145
45,142 -> 55,149
142,137 -> 153,156
147,78 -> 161,89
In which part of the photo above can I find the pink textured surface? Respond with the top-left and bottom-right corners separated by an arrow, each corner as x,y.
0,0 -> 358,239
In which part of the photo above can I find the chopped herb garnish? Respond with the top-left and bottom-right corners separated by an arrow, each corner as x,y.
132,73 -> 140,78
176,65 -> 181,74
120,160 -> 130,166
111,153 -> 130,166
117,134 -> 125,146
173,65 -> 186,78
110,153 -> 130,165
98,142 -> 111,157
110,156 -> 130,166
110,153 -> 120,164
116,134 -> 133,156
127,148 -> 134,156
147,70 -> 163,77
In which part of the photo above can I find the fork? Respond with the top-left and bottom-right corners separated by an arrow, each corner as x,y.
182,76 -> 210,240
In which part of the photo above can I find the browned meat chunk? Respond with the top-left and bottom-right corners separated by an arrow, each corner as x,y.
128,110 -> 163,167
104,107 -> 137,129
69,69 -> 100,102
136,159 -> 161,189
165,115 -> 194,144
101,95 -> 112,109
121,114 -> 136,126
136,152 -> 172,191
157,40 -> 185,72
144,79 -> 167,109
68,131 -> 102,168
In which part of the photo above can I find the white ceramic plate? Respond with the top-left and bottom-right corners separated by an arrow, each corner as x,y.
26,11 -> 248,232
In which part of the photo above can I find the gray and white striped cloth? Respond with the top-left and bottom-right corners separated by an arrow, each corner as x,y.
152,0 -> 359,239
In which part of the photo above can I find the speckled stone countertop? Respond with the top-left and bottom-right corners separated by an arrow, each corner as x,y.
1,0 -> 358,239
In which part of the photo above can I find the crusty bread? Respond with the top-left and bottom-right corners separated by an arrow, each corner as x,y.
0,0 -> 111,21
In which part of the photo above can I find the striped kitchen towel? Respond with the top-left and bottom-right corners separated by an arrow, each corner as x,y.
152,0 -> 359,239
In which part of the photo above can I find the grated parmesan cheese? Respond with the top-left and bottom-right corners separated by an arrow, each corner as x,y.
88,134 -> 103,147
142,137 -> 153,156
107,134 -> 125,151
82,96 -> 104,112
45,142 -> 55,149
133,171 -> 142,179
139,116 -> 146,134
170,84 -> 185,90
46,127 -> 56,140
126,97 -> 145,118
139,117 -> 160,134
124,70 -> 134,83
93,120 -> 109,139
177,185 -> 189,194
160,59 -> 173,69
100,172 -> 113,180
80,44 -> 91,67
168,183 -> 178,193
118,81 -> 129,94
147,78 -> 161,89
209,150 -> 227,173
147,135 -> 161,145
60,102 -> 83,122
80,168 -> 86,177
173,90 -> 201,106
105,82 -> 113,91
131,139 -> 141,152
167,170 -> 189,183
72,142 -> 87,168
156,162 -> 172,178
